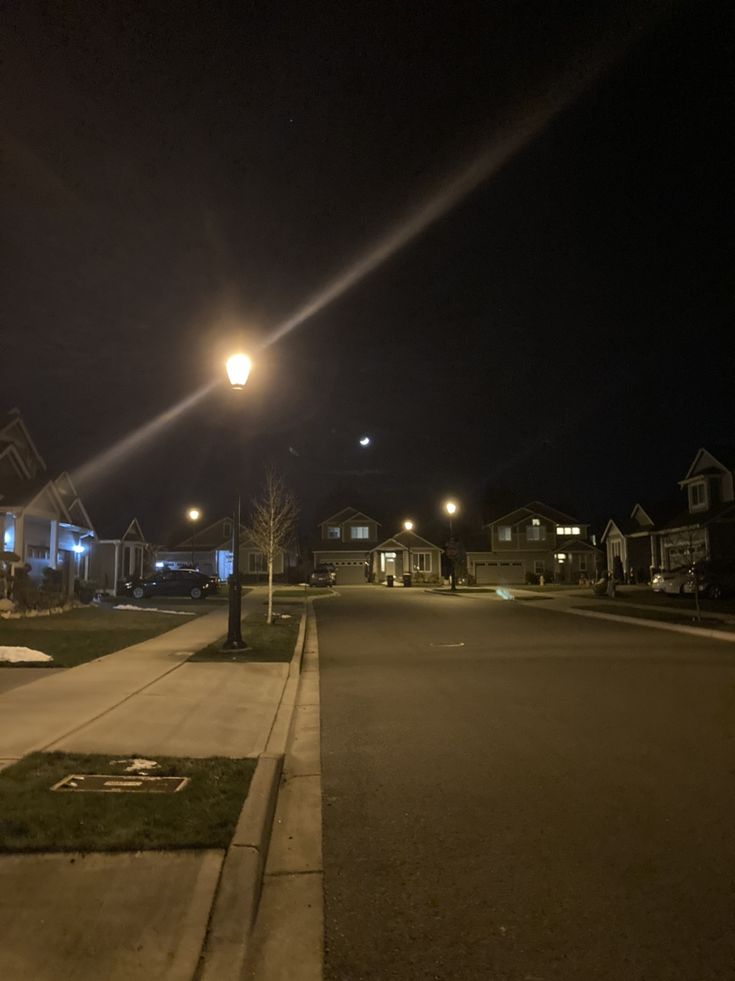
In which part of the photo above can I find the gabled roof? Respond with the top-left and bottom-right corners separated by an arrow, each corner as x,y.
555,538 -> 602,553
173,516 -> 245,549
484,500 -> 583,528
374,530 -> 442,551
319,507 -> 380,527
657,500 -> 735,532
681,446 -> 735,484
53,472 -> 95,534
0,408 -> 46,476
96,517 -> 147,544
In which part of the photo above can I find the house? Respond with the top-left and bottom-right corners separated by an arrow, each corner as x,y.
0,408 -> 96,596
467,501 -> 602,585
369,528 -> 443,584
601,501 -> 679,581
155,516 -> 297,582
312,507 -> 381,584
652,447 -> 735,570
88,518 -> 153,594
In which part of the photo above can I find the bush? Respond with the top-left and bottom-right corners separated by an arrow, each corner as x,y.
10,567 -> 39,611
75,579 -> 98,604
525,571 -> 540,585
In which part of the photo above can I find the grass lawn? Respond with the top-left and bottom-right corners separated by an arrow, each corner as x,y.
0,752 -> 255,852
602,589 -> 735,617
580,604 -> 735,631
190,610 -> 302,662
0,606 -> 210,668
270,587 -> 332,603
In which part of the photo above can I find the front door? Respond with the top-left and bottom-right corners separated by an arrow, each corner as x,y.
385,556 -> 396,579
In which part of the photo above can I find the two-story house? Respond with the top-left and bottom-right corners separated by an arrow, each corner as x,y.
467,501 -> 602,585
651,447 -> 735,570
312,508 -> 380,584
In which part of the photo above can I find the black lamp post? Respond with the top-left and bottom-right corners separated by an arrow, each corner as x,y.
222,354 -> 251,652
403,519 -> 414,582
444,500 -> 458,592
186,507 -> 201,568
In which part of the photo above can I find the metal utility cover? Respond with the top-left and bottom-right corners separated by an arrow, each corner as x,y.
51,774 -> 189,794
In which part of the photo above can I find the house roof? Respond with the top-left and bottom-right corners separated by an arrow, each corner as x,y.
96,517 -> 148,543
484,500 -> 584,528
657,500 -> 735,532
374,530 -> 442,551
555,538 -> 602,553
319,507 -> 380,527
681,446 -> 735,483
0,473 -> 50,508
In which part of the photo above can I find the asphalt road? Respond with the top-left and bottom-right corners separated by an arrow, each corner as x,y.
317,588 -> 735,981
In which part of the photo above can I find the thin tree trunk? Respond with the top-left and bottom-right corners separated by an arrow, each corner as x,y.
267,524 -> 274,624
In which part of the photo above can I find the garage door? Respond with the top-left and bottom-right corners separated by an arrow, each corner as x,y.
333,561 -> 366,584
474,561 -> 525,585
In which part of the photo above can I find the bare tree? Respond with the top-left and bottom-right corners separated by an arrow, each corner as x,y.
246,468 -> 298,625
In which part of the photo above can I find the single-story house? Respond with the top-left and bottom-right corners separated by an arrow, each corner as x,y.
369,529 -> 443,584
88,518 -> 153,594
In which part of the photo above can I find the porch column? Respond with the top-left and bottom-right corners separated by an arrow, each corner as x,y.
12,515 -> 24,571
113,541 -> 120,594
49,520 -> 59,569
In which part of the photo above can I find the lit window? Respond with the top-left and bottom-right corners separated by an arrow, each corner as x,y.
532,518 -> 540,526
555,553 -> 567,561
350,526 -> 369,539
497,526 -> 511,542
572,526 -> 580,535
327,526 -> 341,539
526,525 -> 545,541
412,552 -> 431,572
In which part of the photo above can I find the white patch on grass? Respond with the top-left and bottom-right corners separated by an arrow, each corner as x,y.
0,646 -> 53,663
110,758 -> 160,773
113,605 -> 196,615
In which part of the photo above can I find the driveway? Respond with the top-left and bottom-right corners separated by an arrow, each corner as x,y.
318,588 -> 735,981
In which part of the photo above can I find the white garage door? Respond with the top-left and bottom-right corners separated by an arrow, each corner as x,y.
333,561 -> 366,584
474,561 -> 525,585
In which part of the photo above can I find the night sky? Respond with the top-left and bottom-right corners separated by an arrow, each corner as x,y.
2,1 -> 732,545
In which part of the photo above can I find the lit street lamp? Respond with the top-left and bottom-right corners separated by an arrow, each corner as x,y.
223,353 -> 252,651
403,519 -> 414,580
186,507 -> 202,569
444,500 -> 458,592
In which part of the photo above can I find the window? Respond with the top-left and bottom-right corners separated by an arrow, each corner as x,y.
555,553 -> 567,562
556,526 -> 581,536
497,526 -> 512,542
526,525 -> 546,541
327,525 -> 341,540
248,553 -> 267,573
533,560 -> 545,575
412,552 -> 431,572
26,545 -> 49,560
531,518 -> 540,526
579,555 -> 587,571
690,482 -> 706,510
350,526 -> 369,540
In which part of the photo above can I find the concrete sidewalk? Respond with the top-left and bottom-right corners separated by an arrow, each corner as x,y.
0,588 -> 298,981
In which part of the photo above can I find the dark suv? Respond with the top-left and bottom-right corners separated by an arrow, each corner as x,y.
122,568 -> 218,600
685,559 -> 735,600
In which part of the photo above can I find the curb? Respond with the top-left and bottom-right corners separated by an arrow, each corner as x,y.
561,605 -> 735,643
196,610 -> 309,981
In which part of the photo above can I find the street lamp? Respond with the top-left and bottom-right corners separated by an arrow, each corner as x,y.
223,353 -> 251,651
444,500 -> 458,592
403,519 -> 414,579
186,507 -> 202,569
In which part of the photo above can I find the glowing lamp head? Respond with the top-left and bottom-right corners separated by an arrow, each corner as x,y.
72,543 -> 86,554
226,353 -> 252,390
403,520 -> 414,532
187,508 -> 201,522
359,435 -> 371,447
444,500 -> 458,516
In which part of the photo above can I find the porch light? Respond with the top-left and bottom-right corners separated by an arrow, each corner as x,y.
72,544 -> 86,554
226,353 -> 252,390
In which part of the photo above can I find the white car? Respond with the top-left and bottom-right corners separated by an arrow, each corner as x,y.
651,566 -> 691,595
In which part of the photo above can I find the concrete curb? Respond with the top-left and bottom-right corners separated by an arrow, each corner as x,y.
196,610 -> 309,981
560,605 -> 735,643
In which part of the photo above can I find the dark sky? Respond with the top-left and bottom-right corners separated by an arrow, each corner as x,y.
2,0 -> 732,544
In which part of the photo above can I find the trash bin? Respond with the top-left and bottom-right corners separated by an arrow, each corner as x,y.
386,574 -> 394,587
402,574 -> 412,587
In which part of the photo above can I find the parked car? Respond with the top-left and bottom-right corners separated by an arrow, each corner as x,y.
122,568 -> 218,600
309,565 -> 334,587
682,559 -> 735,600
651,566 -> 691,595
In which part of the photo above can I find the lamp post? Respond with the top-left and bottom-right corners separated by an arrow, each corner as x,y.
444,500 -> 458,592
186,507 -> 202,569
403,519 -> 414,581
222,353 -> 252,652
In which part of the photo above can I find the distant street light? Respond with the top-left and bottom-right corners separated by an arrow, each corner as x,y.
223,354 -> 251,651
444,500 -> 459,592
186,507 -> 202,568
